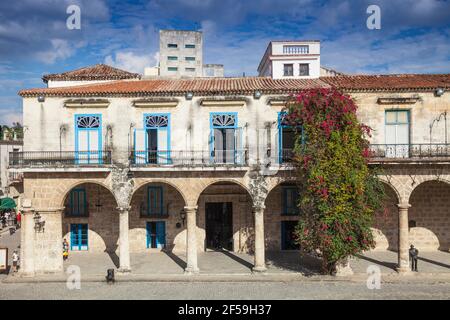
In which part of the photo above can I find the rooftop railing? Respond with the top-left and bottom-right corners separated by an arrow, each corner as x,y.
8,151 -> 112,168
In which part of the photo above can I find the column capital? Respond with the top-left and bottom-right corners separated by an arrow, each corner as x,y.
184,206 -> 198,212
117,206 -> 131,212
397,203 -> 411,210
252,204 -> 266,212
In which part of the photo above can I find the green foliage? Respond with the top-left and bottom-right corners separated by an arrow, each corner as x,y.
283,88 -> 384,274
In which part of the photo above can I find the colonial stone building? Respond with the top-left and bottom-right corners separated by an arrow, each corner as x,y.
12,68 -> 450,276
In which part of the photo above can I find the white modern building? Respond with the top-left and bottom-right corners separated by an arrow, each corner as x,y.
258,40 -> 322,79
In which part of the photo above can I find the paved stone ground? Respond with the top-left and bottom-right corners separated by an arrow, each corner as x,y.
0,226 -> 20,279
1,227 -> 449,281
1,280 -> 449,300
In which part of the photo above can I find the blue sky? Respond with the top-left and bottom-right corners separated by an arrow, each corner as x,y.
0,0 -> 449,125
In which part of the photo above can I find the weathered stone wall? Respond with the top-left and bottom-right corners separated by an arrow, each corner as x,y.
32,211 -> 63,273
372,184 -> 399,251
264,183 -> 299,251
409,181 -> 450,251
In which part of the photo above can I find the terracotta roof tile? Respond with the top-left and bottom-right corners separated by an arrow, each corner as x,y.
19,77 -> 329,97
42,64 -> 141,82
320,74 -> 450,91
19,74 -> 450,98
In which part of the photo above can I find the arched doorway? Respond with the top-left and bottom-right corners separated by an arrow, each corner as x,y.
61,182 -> 119,269
372,182 -> 400,251
197,181 -> 253,253
264,182 -> 301,252
129,182 -> 187,253
409,180 -> 450,251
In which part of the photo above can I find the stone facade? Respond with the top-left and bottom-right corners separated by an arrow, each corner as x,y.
15,79 -> 450,276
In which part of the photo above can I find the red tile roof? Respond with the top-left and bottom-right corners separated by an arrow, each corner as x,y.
19,74 -> 450,97
320,74 -> 450,91
20,77 -> 330,97
42,64 -> 141,82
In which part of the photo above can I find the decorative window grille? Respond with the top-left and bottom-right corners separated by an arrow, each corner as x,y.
146,115 -> 169,128
212,114 -> 236,127
77,116 -> 100,129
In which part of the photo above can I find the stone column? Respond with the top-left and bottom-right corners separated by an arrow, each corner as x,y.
184,206 -> 199,274
118,207 -> 131,273
19,201 -> 35,276
253,205 -> 267,272
397,203 -> 411,273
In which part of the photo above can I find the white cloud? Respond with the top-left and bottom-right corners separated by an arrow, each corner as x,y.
104,51 -> 156,74
35,39 -> 75,64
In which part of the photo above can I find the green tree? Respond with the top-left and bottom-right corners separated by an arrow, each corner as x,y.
283,88 -> 384,274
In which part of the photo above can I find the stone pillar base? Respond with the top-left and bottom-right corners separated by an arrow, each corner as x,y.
252,266 -> 267,273
332,261 -> 354,277
396,266 -> 412,274
16,271 -> 35,278
184,267 -> 200,275
117,268 -> 132,274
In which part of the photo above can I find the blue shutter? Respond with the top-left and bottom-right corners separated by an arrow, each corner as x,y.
156,221 -> 166,249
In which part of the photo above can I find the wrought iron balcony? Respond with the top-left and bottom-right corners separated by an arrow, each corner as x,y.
8,151 -> 112,168
8,171 -> 23,184
369,144 -> 450,161
131,150 -> 248,167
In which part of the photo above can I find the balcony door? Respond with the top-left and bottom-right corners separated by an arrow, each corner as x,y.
385,110 -> 410,158
210,113 -> 243,164
134,114 -> 171,165
75,115 -> 102,164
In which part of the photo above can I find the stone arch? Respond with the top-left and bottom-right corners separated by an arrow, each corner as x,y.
192,178 -> 252,206
61,182 -> 120,259
406,177 -> 450,204
58,180 -> 117,208
130,178 -> 189,208
377,176 -> 402,205
128,181 -> 188,253
408,179 -> 450,251
265,176 -> 297,198
196,180 -> 254,253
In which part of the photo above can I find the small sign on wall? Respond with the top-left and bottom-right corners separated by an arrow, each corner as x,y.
0,248 -> 8,273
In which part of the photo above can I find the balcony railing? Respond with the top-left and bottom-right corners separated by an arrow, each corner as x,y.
8,171 -> 23,184
9,151 -> 112,168
131,150 -> 248,167
369,144 -> 450,160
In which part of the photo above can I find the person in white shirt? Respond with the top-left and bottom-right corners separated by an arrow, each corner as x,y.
11,250 -> 19,274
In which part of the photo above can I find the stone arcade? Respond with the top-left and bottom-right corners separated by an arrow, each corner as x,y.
11,71 -> 450,276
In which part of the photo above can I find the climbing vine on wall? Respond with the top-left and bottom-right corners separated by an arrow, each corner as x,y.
283,88 -> 384,274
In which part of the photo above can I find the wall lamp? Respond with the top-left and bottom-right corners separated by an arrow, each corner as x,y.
254,90 -> 262,99
179,209 -> 186,226
435,88 -> 445,97
33,212 -> 45,233
186,92 -> 194,100
37,95 -> 45,103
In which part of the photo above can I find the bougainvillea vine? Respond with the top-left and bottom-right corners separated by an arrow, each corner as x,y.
283,88 -> 385,274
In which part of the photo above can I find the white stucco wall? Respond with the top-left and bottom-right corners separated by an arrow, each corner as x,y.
22,91 -> 450,166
